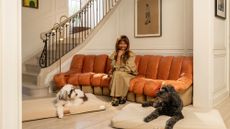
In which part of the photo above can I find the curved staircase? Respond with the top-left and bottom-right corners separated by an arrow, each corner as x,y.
22,0 -> 121,99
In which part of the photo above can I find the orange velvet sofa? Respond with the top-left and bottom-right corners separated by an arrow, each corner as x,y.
54,54 -> 193,106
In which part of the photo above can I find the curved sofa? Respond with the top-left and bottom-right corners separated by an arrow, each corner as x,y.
54,54 -> 193,106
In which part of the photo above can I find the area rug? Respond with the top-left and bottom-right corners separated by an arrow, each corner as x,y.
111,103 -> 227,129
22,93 -> 106,122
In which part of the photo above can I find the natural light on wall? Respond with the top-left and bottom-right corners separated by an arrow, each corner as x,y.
68,0 -> 81,16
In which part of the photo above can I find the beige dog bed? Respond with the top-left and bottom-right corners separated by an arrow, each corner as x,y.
111,103 -> 227,129
22,93 -> 106,121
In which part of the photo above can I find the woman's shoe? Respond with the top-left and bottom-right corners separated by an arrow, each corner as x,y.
119,97 -> 126,104
111,98 -> 119,106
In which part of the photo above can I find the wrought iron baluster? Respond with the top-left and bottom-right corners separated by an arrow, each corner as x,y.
72,19 -> 75,49
39,0 -> 120,68
65,23 -> 68,55
78,14 -> 80,45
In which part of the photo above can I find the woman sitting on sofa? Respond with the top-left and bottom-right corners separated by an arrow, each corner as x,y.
109,35 -> 138,106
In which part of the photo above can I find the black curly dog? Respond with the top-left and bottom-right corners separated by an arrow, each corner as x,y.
142,85 -> 184,129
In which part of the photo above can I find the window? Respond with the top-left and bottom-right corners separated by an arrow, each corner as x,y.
68,0 -> 81,16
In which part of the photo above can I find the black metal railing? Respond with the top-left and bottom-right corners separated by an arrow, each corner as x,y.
39,0 -> 120,68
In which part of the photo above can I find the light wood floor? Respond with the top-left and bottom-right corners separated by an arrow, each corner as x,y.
22,96 -> 230,129
215,97 -> 230,129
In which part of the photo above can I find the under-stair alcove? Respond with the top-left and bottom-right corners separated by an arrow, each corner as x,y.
1,0 -> 230,128
21,0 -> 229,116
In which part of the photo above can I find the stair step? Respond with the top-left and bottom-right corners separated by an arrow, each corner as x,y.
22,72 -> 38,84
25,58 -> 40,73
22,85 -> 49,98
22,81 -> 37,87
25,64 -> 40,74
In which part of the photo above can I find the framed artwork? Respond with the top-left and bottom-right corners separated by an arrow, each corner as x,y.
135,0 -> 162,37
215,0 -> 226,19
23,0 -> 39,9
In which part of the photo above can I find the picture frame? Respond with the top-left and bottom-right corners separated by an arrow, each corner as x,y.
135,0 -> 162,37
23,0 -> 39,9
215,0 -> 226,19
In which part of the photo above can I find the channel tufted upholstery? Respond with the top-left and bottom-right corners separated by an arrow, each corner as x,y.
53,54 -> 193,105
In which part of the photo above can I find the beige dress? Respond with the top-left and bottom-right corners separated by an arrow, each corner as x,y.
109,51 -> 137,97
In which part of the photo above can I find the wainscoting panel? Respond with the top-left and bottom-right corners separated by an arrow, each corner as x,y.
213,49 -> 229,106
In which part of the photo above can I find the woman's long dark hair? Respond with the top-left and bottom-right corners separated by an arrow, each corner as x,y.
114,35 -> 130,63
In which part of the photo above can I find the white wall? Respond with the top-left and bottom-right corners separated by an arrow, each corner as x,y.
80,0 -> 193,55
22,0 -> 68,63
193,0 -> 229,108
213,5 -> 229,105
0,0 -> 2,127
0,0 -> 21,128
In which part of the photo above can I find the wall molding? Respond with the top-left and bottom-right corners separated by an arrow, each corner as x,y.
81,48 -> 193,56
213,49 -> 226,57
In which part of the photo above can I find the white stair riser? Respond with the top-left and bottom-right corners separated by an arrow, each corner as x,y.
25,64 -> 40,73
22,74 -> 37,84
22,86 -> 49,97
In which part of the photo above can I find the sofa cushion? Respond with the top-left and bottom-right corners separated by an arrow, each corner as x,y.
53,73 -> 69,88
78,72 -> 94,86
143,80 -> 163,97
163,73 -> 193,92
132,79 -> 163,97
129,76 -> 144,92
132,79 -> 146,95
67,74 -> 80,86
91,73 -> 107,86
101,75 -> 111,87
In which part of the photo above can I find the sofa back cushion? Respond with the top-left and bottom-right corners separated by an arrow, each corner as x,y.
70,54 -> 193,81
82,55 -> 95,73
145,56 -> 161,79
93,55 -> 108,73
70,54 -> 85,73
70,54 -> 108,73
157,56 -> 174,80
168,56 -> 184,80
135,55 -> 193,80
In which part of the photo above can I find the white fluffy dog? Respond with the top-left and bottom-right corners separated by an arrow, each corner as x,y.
55,84 -> 88,118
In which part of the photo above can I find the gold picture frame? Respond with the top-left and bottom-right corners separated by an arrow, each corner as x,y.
135,0 -> 162,37
23,0 -> 39,9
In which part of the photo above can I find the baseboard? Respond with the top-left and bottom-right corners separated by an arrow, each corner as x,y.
213,87 -> 229,106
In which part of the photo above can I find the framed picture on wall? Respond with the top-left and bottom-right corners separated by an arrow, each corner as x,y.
23,0 -> 39,9
135,0 -> 162,37
215,0 -> 226,19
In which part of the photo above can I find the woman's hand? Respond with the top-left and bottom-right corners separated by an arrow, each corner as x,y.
117,50 -> 125,58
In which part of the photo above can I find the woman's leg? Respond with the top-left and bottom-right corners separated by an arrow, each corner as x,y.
110,71 -> 135,105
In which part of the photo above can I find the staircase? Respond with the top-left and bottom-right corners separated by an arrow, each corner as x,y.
22,0 -> 121,99
22,54 -> 49,98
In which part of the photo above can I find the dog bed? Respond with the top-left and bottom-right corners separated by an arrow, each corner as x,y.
22,93 -> 106,121
111,103 -> 227,129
